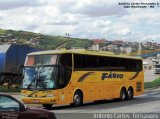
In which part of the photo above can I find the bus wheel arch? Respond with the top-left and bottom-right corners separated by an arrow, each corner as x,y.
127,86 -> 134,100
2,77 -> 14,85
72,89 -> 83,106
120,87 -> 127,101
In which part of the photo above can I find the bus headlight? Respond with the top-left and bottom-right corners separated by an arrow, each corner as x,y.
22,94 -> 28,97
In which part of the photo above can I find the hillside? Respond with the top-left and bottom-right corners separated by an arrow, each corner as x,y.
0,29 -> 91,50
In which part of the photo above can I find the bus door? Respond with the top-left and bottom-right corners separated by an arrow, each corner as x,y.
57,65 -> 72,104
102,74 -> 113,99
107,81 -> 114,99
57,53 -> 72,104
92,82 -> 104,100
89,84 -> 95,101
57,88 -> 67,104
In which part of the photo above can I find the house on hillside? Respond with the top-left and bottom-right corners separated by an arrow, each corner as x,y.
26,37 -> 40,46
30,37 -> 40,44
120,47 -> 132,55
89,39 -> 107,51
112,40 -> 125,46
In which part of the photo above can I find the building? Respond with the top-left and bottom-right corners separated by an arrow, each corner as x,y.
89,39 -> 107,51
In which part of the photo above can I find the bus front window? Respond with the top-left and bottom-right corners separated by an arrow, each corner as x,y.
22,66 -> 57,89
25,55 -> 58,66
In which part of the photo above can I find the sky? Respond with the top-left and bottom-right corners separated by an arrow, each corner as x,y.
0,0 -> 160,42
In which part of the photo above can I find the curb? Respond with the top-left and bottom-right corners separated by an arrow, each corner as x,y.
144,86 -> 160,93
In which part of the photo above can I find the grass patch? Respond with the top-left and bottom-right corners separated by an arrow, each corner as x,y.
0,85 -> 21,92
144,77 -> 160,89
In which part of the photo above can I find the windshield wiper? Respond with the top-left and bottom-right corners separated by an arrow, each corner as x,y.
27,77 -> 37,89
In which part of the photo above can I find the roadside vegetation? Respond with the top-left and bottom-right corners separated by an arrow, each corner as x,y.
144,77 -> 160,89
0,29 -> 90,49
0,85 -> 21,92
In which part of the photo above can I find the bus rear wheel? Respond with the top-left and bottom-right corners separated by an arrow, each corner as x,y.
127,88 -> 133,100
42,104 -> 53,109
120,88 -> 127,101
72,91 -> 83,106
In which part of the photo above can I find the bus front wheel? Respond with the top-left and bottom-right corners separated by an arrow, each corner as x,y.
72,91 -> 83,106
42,104 -> 53,109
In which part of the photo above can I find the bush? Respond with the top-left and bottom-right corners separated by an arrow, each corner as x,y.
144,77 -> 160,89
0,85 -> 21,92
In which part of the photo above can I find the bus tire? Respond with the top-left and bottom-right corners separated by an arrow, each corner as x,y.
72,91 -> 83,106
127,87 -> 133,100
120,88 -> 127,101
3,77 -> 13,85
42,104 -> 53,109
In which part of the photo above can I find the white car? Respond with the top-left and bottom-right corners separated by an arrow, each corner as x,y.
154,64 -> 160,74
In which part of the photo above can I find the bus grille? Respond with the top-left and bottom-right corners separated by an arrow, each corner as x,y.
136,82 -> 142,92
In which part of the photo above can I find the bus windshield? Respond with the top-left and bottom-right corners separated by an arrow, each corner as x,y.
22,66 -> 57,89
25,54 -> 58,66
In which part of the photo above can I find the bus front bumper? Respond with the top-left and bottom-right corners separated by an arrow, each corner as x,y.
22,97 -> 57,104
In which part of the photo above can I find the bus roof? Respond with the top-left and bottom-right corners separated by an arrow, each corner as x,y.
28,49 -> 142,60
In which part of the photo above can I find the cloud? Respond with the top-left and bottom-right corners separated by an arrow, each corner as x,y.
44,13 -> 79,26
140,34 -> 160,43
116,27 -> 131,36
0,0 -> 45,10
54,0 -> 128,17
93,20 -> 111,28
100,24 -> 131,39
77,4 -> 128,17
0,0 -> 159,43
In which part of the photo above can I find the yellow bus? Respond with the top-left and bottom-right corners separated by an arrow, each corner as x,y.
21,49 -> 144,108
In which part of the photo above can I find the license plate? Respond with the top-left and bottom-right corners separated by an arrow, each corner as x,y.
32,99 -> 40,103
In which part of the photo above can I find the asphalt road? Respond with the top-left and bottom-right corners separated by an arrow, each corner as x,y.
53,88 -> 160,119
12,88 -> 160,119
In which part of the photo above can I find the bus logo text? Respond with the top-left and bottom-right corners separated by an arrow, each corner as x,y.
102,72 -> 124,80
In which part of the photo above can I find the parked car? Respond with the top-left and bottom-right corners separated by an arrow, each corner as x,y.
154,63 -> 160,74
0,94 -> 56,119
